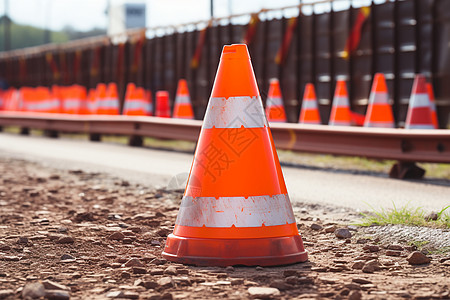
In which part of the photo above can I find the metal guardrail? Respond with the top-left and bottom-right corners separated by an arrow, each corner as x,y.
0,112 -> 449,178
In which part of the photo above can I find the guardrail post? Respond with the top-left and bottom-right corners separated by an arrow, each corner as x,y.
389,161 -> 425,179
20,128 -> 29,135
89,133 -> 101,142
44,130 -> 58,138
129,135 -> 143,147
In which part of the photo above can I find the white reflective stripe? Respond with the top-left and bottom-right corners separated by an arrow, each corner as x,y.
430,101 -> 437,112
364,121 -> 394,128
203,96 -> 268,129
175,95 -> 191,104
369,93 -> 388,104
406,124 -> 434,129
64,99 -> 81,109
124,100 -> 148,110
176,194 -> 295,227
301,100 -> 318,109
410,94 -> 430,108
329,120 -> 350,126
332,96 -> 349,107
267,97 -> 283,107
97,99 -> 119,109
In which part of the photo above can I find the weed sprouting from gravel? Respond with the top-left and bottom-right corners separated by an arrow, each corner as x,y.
356,204 -> 450,229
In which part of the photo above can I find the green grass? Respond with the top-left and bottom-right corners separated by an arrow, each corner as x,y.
357,204 -> 450,229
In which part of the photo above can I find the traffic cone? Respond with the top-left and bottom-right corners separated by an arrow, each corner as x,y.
364,73 -> 395,128
299,83 -> 321,124
173,79 -> 195,119
123,83 -> 153,116
265,78 -> 287,122
93,83 -> 107,114
426,83 -> 439,129
329,80 -> 352,126
155,91 -> 171,118
405,74 -> 434,129
102,83 -> 120,115
162,44 -> 308,266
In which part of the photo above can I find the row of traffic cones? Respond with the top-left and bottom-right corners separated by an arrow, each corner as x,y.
0,80 -> 195,119
266,74 -> 440,129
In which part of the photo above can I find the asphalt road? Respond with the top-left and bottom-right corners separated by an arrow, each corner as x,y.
0,132 -> 448,212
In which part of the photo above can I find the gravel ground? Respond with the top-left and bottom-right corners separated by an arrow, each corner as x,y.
1,157 -> 449,300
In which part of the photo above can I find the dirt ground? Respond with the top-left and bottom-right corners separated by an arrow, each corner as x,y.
0,157 -> 449,300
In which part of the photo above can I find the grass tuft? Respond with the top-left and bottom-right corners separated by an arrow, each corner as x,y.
357,204 -> 450,229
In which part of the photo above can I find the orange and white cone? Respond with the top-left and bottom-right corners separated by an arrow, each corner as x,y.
162,44 -> 308,267
299,83 -> 321,124
364,73 -> 395,128
155,91 -> 171,118
265,78 -> 287,122
405,74 -> 434,129
329,80 -> 352,126
122,83 -> 153,116
426,83 -> 439,129
173,79 -> 195,119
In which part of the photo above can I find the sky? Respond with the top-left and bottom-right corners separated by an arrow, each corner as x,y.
0,0 -> 379,32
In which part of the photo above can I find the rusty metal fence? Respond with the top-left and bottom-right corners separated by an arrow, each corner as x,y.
1,0 -> 449,127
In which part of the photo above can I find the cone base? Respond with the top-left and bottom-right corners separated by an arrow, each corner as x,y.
162,234 -> 308,267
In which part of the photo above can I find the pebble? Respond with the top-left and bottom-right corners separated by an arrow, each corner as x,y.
388,244 -> 404,251
248,287 -> 280,299
351,261 -> 365,270
108,232 -> 125,240
157,277 -> 175,288
56,236 -> 74,244
363,245 -> 379,252
61,254 -> 75,261
0,290 -> 14,299
352,278 -> 372,285
348,290 -> 362,300
132,267 -> 146,274
106,291 -> 124,298
269,280 -> 289,291
362,260 -> 380,273
324,225 -> 337,233
42,280 -> 69,291
163,266 -> 177,275
124,258 -> 144,267
407,251 -> 431,265
386,250 -> 401,257
334,228 -> 352,239
45,289 -> 70,300
22,282 -> 46,299
310,223 -> 323,231
255,266 -> 264,271
17,236 -> 29,244
231,279 -> 244,286
225,266 -> 234,272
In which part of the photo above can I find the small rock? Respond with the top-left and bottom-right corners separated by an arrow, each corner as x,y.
42,280 -> 68,291
344,283 -> 361,290
124,258 -> 144,267
425,212 -> 438,221
132,267 -> 146,274
61,254 -> 75,261
108,232 -> 125,240
106,291 -> 124,298
351,260 -> 366,270
45,289 -> 70,300
56,236 -> 74,244
255,266 -> 264,271
362,260 -> 380,273
225,266 -> 234,272
121,272 -> 131,279
407,251 -> 431,265
348,290 -> 362,300
352,278 -> 372,285
388,244 -> 404,251
22,282 -> 46,299
0,290 -> 14,299
363,245 -> 379,252
248,287 -> 280,299
386,250 -> 401,257
269,280 -> 289,291
157,277 -> 174,288
122,291 -> 139,299
231,279 -> 244,285
334,228 -> 352,239
310,223 -> 323,231
163,266 -> 177,275
324,225 -> 337,233
17,236 -> 29,244
284,276 -> 297,285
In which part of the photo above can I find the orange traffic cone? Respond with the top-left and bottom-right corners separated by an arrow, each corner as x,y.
299,83 -> 321,124
155,91 -> 171,118
329,80 -> 352,126
173,79 -> 195,119
162,44 -> 308,267
123,83 -> 153,116
405,75 -> 434,129
265,78 -> 287,122
364,73 -> 395,128
426,83 -> 439,129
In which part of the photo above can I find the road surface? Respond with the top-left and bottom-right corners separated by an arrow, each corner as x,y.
0,132 -> 448,212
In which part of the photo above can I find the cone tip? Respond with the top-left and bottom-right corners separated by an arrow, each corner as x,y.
221,44 -> 250,60
412,74 -> 427,94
